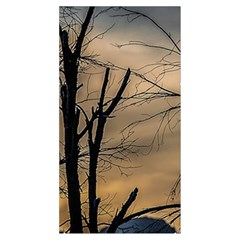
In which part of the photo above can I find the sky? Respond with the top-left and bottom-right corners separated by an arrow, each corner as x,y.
2,0 -> 240,239
59,6 -> 180,233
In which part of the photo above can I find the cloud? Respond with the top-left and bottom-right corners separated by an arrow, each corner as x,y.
59,6 -> 180,232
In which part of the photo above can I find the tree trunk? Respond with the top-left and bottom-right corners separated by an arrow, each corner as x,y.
61,60 -> 83,232
64,99 -> 82,233
60,7 -> 95,233
87,68 -> 130,233
88,145 -> 101,233
88,116 -> 106,233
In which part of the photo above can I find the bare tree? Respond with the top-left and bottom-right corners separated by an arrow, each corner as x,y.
59,6 -> 180,233
59,7 -> 94,233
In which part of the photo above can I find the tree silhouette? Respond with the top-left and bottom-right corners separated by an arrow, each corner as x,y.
59,6 -> 180,233
59,7 -> 95,233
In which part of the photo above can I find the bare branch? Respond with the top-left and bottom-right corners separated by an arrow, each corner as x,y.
115,7 -> 181,53
107,188 -> 138,233
112,41 -> 180,55
98,68 -> 110,112
104,68 -> 131,116
74,7 -> 95,59
121,203 -> 180,226
59,219 -> 70,227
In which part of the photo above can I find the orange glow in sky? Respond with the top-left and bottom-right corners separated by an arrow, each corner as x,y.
59,6 -> 180,233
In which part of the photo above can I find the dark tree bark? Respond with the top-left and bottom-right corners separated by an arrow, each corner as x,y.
107,187 -> 180,233
107,188 -> 138,233
60,7 -> 95,233
87,67 -> 131,233
59,7 -> 180,234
